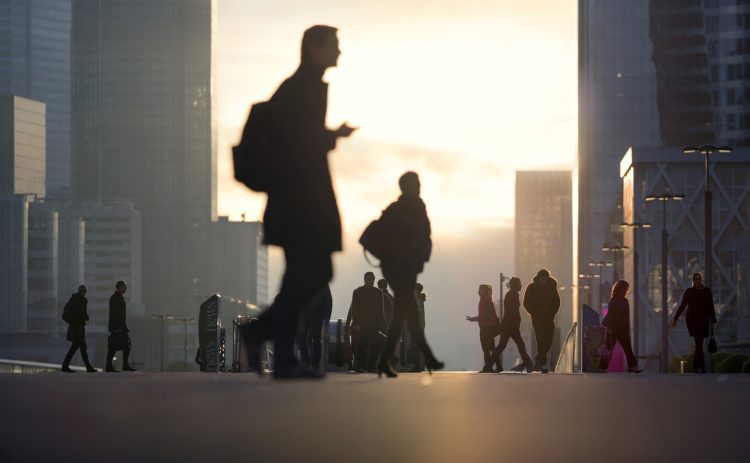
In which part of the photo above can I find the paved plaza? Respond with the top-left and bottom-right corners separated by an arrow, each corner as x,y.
1,371 -> 748,463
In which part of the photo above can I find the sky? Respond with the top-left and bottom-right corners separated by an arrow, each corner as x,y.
216,0 -> 577,369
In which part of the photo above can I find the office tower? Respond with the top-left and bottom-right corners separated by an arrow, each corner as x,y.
26,201 -> 58,333
578,0 -> 750,308
0,96 -> 45,197
515,171 -> 573,366
73,0 -> 217,317
0,194 -> 31,333
210,218 -> 269,307
61,199 -> 143,333
0,0 -> 72,193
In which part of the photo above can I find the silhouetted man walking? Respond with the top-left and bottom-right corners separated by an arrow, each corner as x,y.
375,172 -> 443,378
106,281 -> 136,372
61,285 -> 97,373
377,278 -> 394,330
523,269 -> 560,373
346,272 -> 384,372
241,25 -> 355,379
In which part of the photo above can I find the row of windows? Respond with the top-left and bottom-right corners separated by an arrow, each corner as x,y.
708,38 -> 750,58
710,62 -> 750,81
705,13 -> 750,33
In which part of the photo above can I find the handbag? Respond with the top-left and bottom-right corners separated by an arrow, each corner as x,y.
707,324 -> 717,354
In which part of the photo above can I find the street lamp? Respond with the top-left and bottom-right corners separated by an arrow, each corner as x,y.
587,261 -> 613,312
602,243 -> 630,281
682,144 -> 732,290
151,314 -> 174,372
174,318 -> 196,368
620,222 -> 652,361
644,192 -> 685,373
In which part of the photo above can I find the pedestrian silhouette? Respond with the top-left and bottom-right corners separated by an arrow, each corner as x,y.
466,284 -> 501,373
105,281 -> 136,372
61,285 -> 97,373
523,269 -> 560,373
601,280 -> 641,373
368,172 -> 444,378
377,278 -> 394,330
238,25 -> 355,379
489,277 -> 534,373
672,272 -> 716,373
346,272 -> 385,372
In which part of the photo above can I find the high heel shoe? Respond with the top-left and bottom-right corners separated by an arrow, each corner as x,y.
377,361 -> 398,378
424,357 -> 444,375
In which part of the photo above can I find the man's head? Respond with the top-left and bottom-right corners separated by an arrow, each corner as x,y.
692,272 -> 703,287
536,269 -> 550,285
301,25 -> 340,70
116,280 -> 127,294
78,284 -> 87,295
364,272 -> 375,287
377,279 -> 388,290
399,171 -> 420,197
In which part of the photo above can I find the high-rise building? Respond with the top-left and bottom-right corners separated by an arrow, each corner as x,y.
210,218 -> 269,307
620,147 -> 750,365
72,0 -> 217,317
515,171 -> 573,367
26,201 -> 58,333
0,194 -> 31,333
61,199 -> 143,333
0,0 -> 72,193
0,96 -> 46,197
578,0 -> 750,313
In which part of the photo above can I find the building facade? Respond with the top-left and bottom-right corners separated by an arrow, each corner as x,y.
515,171 -> 573,367
210,218 -> 268,307
72,0 -> 217,318
0,96 -> 45,197
621,147 -> 750,368
60,199 -> 143,334
0,194 -> 31,333
578,0 -> 750,321
26,201 -> 58,333
0,0 -> 72,193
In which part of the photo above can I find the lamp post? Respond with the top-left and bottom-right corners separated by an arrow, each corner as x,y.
174,318 -> 196,368
151,314 -> 174,372
644,192 -> 685,373
619,222 -> 652,361
682,144 -> 732,290
587,261 -> 613,313
602,243 -> 630,281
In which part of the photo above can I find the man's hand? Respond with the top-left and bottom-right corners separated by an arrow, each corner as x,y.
671,319 -> 678,328
334,122 -> 357,138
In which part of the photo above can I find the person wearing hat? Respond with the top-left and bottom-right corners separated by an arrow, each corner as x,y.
523,269 -> 560,373
61,285 -> 97,373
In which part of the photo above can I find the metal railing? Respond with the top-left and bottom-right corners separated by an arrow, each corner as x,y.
0,358 -> 86,374
555,322 -> 578,373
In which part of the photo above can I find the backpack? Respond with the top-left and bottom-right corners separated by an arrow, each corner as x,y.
62,300 -> 72,323
359,217 -> 392,266
232,101 -> 273,192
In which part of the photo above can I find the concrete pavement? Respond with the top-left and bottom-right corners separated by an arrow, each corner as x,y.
1,371 -> 748,463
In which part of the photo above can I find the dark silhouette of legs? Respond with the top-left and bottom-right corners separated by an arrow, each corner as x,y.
693,335 -> 705,373
479,327 -> 496,371
378,265 -> 441,377
612,329 -> 638,368
491,330 -> 533,372
248,249 -> 332,377
310,317 -> 325,369
532,320 -> 555,371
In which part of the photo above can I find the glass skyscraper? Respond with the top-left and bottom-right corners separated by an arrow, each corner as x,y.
0,0 -> 72,193
578,0 -> 750,305
73,0 -> 217,317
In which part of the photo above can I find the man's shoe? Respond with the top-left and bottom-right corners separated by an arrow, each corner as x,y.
478,367 -> 494,373
105,365 -> 120,373
273,365 -> 325,380
86,365 -> 98,373
61,366 -> 75,373
540,364 -> 549,374
122,364 -> 137,372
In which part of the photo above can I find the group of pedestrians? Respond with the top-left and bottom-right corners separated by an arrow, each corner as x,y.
60,280 -> 136,373
234,25 -> 443,379
467,269 -> 559,373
